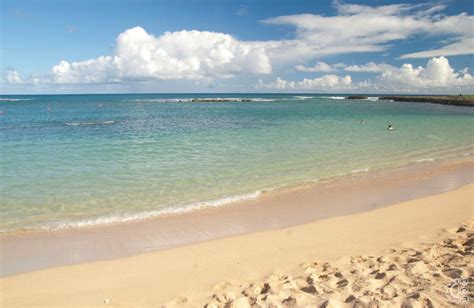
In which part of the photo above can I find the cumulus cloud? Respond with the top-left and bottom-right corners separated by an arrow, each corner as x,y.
377,56 -> 473,91
295,61 -> 336,72
259,57 -> 474,93
262,1 -> 474,61
34,27 -> 272,85
259,74 -> 355,91
4,1 -> 474,91
3,69 -> 22,84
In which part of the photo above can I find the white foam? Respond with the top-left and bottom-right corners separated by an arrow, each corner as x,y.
415,158 -> 436,162
0,98 -> 34,101
132,98 -> 193,103
367,97 -> 379,101
325,96 -> 346,100
249,98 -> 276,102
350,167 -> 370,174
293,96 -> 313,100
38,190 -> 262,231
65,120 -> 115,126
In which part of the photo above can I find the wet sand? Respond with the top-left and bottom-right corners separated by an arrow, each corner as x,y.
0,181 -> 472,306
1,158 -> 473,277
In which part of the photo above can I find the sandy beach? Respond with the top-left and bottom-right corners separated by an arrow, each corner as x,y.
2,0 -> 474,306
1,179 -> 472,306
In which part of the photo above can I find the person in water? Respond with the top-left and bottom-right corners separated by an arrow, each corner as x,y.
388,124 -> 394,130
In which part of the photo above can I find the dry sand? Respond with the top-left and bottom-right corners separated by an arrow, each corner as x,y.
1,184 -> 473,307
200,222 -> 473,308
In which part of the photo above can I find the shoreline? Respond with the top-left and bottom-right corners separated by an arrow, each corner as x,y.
2,150 -> 473,236
1,182 -> 472,306
0,157 -> 473,277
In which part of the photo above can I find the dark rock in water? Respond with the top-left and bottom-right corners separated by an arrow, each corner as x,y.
346,95 -> 368,100
379,95 -> 474,107
191,98 -> 252,103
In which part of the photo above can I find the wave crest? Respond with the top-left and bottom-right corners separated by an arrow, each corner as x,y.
324,96 -> 346,100
38,190 -> 262,231
0,98 -> 34,101
65,120 -> 115,126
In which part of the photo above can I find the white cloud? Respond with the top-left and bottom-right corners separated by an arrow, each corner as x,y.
377,56 -> 473,91
48,57 -> 119,84
295,61 -> 336,72
344,62 -> 393,73
259,74 -> 355,90
4,1 -> 474,91
259,57 -> 474,93
399,37 -> 474,59
333,1 -> 412,16
3,69 -> 22,84
262,1 -> 474,61
333,63 -> 347,68
34,27 -> 271,85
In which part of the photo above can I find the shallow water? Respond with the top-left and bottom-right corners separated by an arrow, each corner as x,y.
1,94 -> 473,232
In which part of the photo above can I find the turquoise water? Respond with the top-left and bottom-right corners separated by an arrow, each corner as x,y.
1,94 -> 473,232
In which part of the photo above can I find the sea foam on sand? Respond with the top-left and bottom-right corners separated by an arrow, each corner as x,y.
1,183 -> 472,307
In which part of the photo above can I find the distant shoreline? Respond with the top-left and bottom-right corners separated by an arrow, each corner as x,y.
2,93 -> 474,100
378,95 -> 474,107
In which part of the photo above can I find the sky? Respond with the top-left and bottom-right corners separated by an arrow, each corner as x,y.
1,0 -> 473,94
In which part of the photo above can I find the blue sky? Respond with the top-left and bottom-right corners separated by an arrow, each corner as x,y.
1,0 -> 473,94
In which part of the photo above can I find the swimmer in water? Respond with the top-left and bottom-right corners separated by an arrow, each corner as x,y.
388,124 -> 394,130
360,120 -> 367,124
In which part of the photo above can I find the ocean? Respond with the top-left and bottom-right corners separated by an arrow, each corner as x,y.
1,94 -> 473,233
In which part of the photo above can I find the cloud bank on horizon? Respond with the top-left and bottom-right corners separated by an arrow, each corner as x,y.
2,0 -> 474,94
259,56 -> 473,92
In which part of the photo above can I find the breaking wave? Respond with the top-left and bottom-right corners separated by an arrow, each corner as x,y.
38,190 -> 262,231
324,96 -> 346,100
65,120 -> 116,126
292,96 -> 314,100
350,167 -> 370,174
0,98 -> 35,101
321,96 -> 380,101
